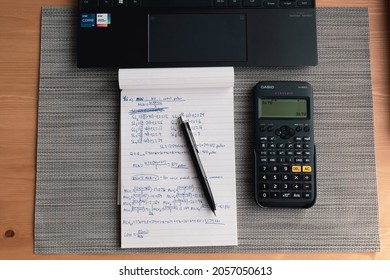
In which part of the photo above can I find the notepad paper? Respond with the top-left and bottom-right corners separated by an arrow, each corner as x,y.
119,67 -> 237,248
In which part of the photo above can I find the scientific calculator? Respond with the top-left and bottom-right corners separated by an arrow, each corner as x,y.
254,81 -> 316,208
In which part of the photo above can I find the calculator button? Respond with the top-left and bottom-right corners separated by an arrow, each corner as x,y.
270,174 -> 279,181
260,174 -> 268,181
260,183 -> 269,190
303,183 -> 312,190
282,183 -> 290,190
281,174 -> 290,181
260,136 -> 268,141
304,158 -> 311,163
303,136 -> 311,142
270,183 -> 279,190
303,144 -> 310,149
259,165 -> 268,172
260,192 -> 269,199
292,165 -> 301,172
292,183 -> 301,190
292,192 -> 302,199
294,137 -> 302,141
304,126 -> 310,132
278,125 -> 295,139
296,126 -> 302,132
270,165 -> 279,172
270,192 -> 280,198
282,166 -> 290,172
267,125 -> 274,132
303,192 -> 312,199
281,192 -> 291,199
260,125 -> 266,132
295,158 -> 303,163
277,143 -> 284,148
303,174 -> 312,181
292,174 -> 301,181
303,165 -> 312,172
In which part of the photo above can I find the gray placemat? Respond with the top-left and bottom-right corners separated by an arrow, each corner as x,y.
35,7 -> 380,254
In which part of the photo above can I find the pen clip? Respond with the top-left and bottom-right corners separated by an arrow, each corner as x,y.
180,116 -> 198,152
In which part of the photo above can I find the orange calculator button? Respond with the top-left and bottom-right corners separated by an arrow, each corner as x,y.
292,166 -> 301,173
303,166 -> 312,172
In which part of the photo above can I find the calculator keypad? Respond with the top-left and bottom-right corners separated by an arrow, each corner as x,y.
256,125 -> 315,205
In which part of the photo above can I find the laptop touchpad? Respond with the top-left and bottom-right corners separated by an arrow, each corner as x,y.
148,14 -> 247,63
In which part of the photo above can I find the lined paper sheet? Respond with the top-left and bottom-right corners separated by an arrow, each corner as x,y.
120,67 -> 237,248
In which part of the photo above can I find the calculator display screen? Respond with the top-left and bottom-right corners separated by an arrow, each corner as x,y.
260,99 -> 308,118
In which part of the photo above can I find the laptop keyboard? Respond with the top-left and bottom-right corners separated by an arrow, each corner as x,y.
80,0 -> 315,9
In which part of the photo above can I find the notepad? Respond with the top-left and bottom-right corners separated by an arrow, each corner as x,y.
119,67 -> 237,248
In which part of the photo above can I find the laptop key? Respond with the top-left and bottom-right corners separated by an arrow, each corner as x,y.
280,1 -> 296,8
263,1 -> 278,7
99,0 -> 113,7
80,0 -> 98,9
297,1 -> 312,7
214,0 -> 227,7
228,0 -> 241,7
113,0 -> 127,7
243,0 -> 261,7
128,0 -> 141,7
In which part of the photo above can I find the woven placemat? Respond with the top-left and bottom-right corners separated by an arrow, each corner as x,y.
35,7 -> 380,254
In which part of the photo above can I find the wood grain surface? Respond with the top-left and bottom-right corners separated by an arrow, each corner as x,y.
0,0 -> 389,259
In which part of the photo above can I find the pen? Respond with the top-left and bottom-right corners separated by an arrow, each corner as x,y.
179,116 -> 217,216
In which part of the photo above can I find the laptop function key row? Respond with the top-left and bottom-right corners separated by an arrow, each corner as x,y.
80,0 -> 314,9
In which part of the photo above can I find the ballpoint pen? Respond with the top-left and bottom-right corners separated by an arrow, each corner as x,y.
179,115 -> 217,216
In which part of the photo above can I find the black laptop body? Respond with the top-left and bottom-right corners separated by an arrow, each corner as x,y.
78,0 -> 318,68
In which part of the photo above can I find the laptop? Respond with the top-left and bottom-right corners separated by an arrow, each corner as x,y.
77,0 -> 318,68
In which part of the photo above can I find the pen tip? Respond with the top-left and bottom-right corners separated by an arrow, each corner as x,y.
213,210 -> 216,217
179,115 -> 184,123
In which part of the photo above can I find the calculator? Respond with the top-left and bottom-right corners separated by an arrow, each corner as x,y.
254,81 -> 316,208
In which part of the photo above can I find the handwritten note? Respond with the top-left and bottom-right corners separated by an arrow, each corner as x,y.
120,67 -> 237,248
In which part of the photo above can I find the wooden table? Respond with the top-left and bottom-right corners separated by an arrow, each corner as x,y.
0,0 -> 389,260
